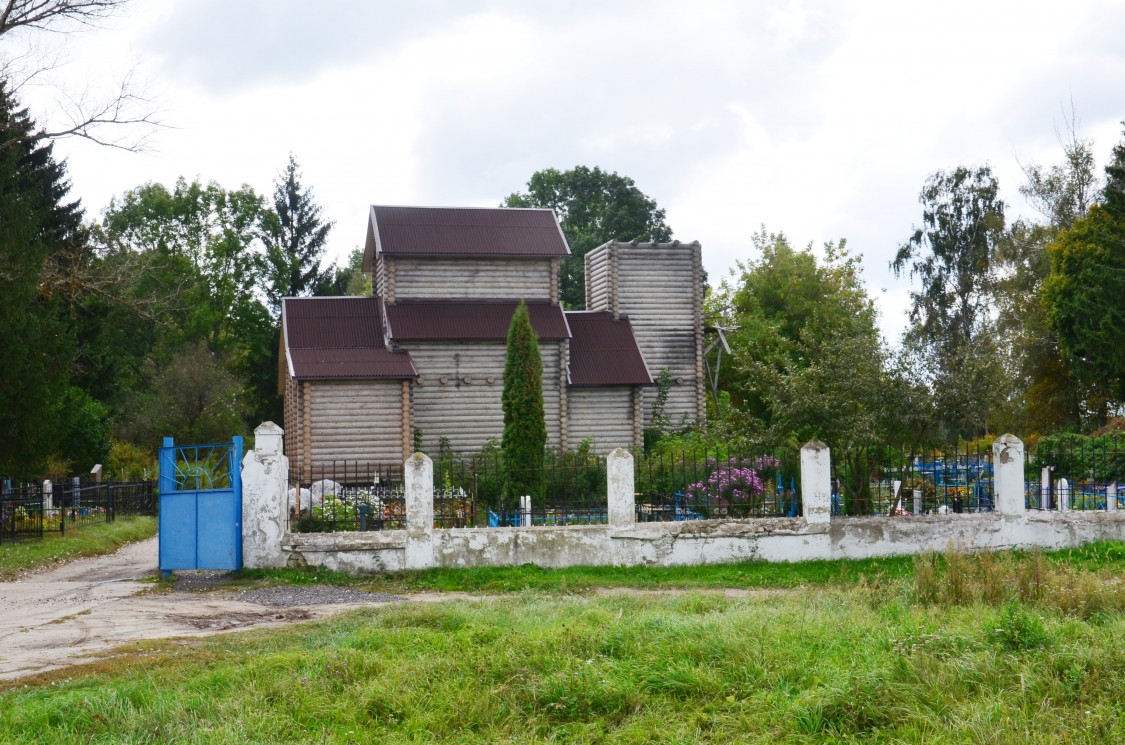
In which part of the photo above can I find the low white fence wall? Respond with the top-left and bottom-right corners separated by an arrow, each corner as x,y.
241,424 -> 1125,572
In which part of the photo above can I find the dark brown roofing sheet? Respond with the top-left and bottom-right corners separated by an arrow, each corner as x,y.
288,348 -> 417,379
565,312 -> 653,386
385,300 -> 570,341
283,296 -> 417,379
284,296 -> 387,349
372,206 -> 569,257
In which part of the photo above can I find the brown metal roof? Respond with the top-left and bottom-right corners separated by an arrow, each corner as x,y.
565,312 -> 653,386
371,206 -> 569,257
283,296 -> 417,379
385,300 -> 571,341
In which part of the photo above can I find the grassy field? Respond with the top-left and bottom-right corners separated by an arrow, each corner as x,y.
0,516 -> 157,580
235,540 -> 1125,595
2,544 -> 1124,743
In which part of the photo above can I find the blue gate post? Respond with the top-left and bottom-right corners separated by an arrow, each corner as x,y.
158,436 -> 176,579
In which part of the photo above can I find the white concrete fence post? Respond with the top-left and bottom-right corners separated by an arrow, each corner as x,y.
800,440 -> 831,525
607,448 -> 635,528
241,421 -> 289,568
519,495 -> 532,527
404,452 -> 435,570
1109,481 -> 1118,511
992,434 -> 1025,516
43,480 -> 53,511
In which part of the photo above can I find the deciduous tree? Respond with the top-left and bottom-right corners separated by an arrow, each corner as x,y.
504,166 -> 672,308
892,166 -> 1008,438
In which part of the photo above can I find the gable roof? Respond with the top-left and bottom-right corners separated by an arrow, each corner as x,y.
565,311 -> 653,386
283,296 -> 417,380
364,206 -> 569,268
385,300 -> 571,342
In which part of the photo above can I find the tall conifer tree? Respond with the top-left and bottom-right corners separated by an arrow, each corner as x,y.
262,155 -> 333,312
0,81 -> 86,475
501,301 -> 547,500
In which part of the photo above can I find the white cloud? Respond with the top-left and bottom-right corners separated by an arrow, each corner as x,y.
16,0 -> 1125,345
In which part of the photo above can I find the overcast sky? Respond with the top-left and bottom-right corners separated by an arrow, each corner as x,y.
12,0 -> 1125,341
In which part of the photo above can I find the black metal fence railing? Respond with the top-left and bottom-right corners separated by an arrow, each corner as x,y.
0,478 -> 157,544
1025,434 -> 1125,511
435,450 -> 607,527
829,443 -> 995,517
288,463 -> 407,533
634,448 -> 800,522
0,481 -> 45,544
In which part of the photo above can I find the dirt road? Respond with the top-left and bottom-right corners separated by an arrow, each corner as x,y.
0,538 -> 401,681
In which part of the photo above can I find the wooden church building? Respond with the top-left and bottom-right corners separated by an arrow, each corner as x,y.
280,206 -> 704,472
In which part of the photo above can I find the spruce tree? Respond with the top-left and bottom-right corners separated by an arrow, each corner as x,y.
262,154 -> 333,312
0,81 -> 86,475
501,301 -> 547,500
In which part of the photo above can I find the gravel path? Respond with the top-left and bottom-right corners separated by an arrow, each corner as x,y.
233,586 -> 406,607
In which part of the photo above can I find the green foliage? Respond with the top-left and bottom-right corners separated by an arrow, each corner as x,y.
1105,122 -> 1125,221
993,124 -> 1103,433
0,82 -> 86,477
642,367 -> 675,451
261,154 -> 334,313
987,601 -> 1052,652
1044,203 -> 1125,408
893,165 -> 1006,353
105,439 -> 157,481
316,247 -> 370,296
116,342 -> 248,446
893,165 -> 1008,439
504,165 -> 672,308
94,175 -> 290,439
710,229 -> 922,451
1030,432 -> 1125,483
501,301 -> 547,499
54,386 -> 112,473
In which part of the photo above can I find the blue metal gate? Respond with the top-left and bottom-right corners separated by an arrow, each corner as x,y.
158,436 -> 243,577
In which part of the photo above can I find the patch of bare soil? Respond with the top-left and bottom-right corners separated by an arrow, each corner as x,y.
0,538 -> 404,681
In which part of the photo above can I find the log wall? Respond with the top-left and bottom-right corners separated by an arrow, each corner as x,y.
567,387 -> 639,451
305,380 -> 406,467
585,241 -> 705,428
388,257 -> 554,300
403,341 -> 564,453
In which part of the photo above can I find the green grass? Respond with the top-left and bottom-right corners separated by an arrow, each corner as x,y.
236,555 -> 920,594
0,516 -> 156,580
233,540 -> 1125,596
2,544 -> 1125,743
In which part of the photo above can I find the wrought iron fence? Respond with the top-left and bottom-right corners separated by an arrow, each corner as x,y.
0,480 -> 45,544
288,462 -> 406,532
634,447 -> 800,522
829,443 -> 995,516
1025,434 -> 1125,511
435,449 -> 607,527
0,478 -> 156,544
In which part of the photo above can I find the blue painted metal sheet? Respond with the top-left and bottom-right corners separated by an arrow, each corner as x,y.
158,436 -> 243,573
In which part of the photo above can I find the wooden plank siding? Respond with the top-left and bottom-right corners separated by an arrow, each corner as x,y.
306,380 -> 405,467
403,340 -> 564,453
387,257 -> 554,301
567,387 -> 639,451
584,241 -> 705,428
